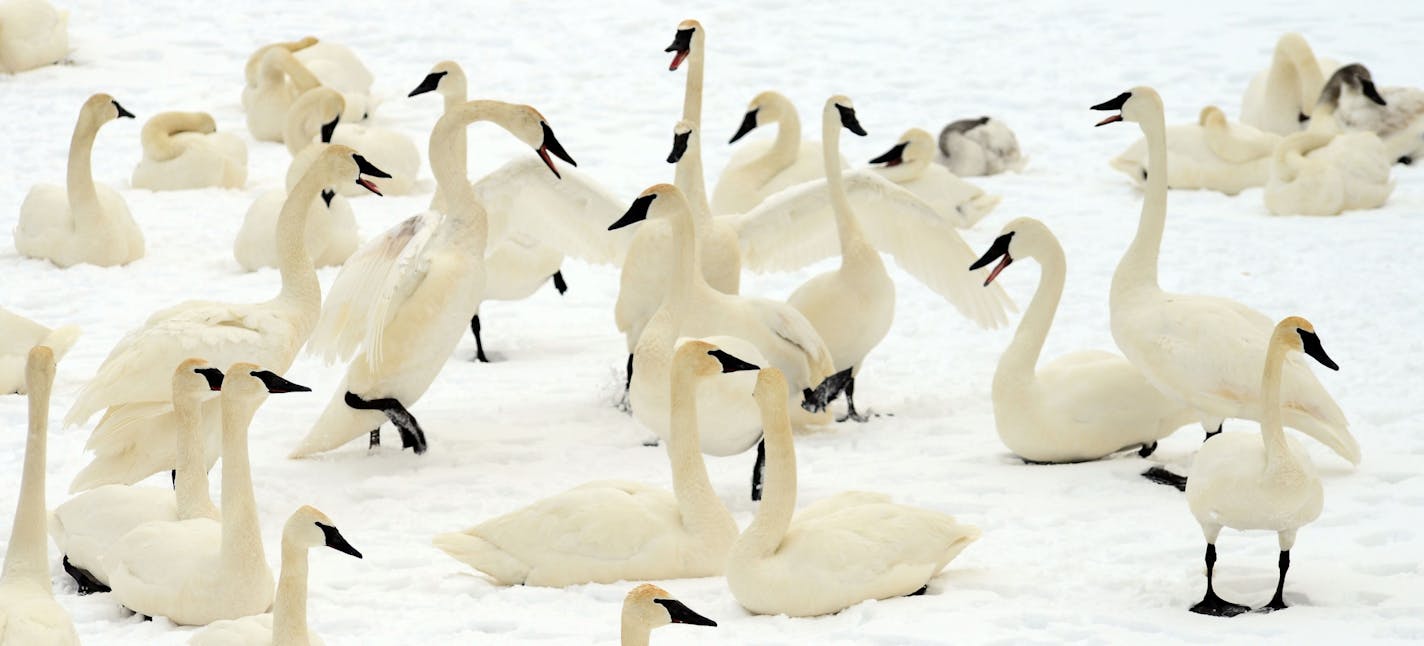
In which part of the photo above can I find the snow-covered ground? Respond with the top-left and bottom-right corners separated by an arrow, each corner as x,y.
2,0 -> 1423,643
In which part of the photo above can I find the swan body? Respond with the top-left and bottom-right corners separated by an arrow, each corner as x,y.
0,347 -> 80,646
1093,87 -> 1358,464
281,87 -> 416,196
0,0 -> 66,74
711,90 -> 840,215
132,111 -> 247,190
936,116 -> 1025,176
971,218 -> 1195,462
1110,106 -> 1281,195
14,93 -> 144,268
869,127 -> 999,228
434,341 -> 743,586
620,584 -> 717,646
294,40 -> 374,123
1241,33 -> 1339,135
0,307 -> 77,394
242,42 -> 321,143
726,368 -> 980,617
1335,76 -> 1424,163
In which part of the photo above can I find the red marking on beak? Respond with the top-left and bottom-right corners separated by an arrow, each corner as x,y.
538,147 -> 562,179
1095,114 -> 1123,127
985,254 -> 1013,286
669,49 -> 689,71
357,178 -> 383,196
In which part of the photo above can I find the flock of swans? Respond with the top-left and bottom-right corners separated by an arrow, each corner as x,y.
0,5 -> 1416,642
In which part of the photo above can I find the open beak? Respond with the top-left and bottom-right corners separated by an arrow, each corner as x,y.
1091,91 -> 1131,127
970,232 -> 1015,286
537,122 -> 576,179
353,154 -> 390,196
869,141 -> 908,166
665,28 -> 693,71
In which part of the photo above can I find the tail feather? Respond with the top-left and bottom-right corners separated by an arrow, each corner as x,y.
432,531 -> 529,585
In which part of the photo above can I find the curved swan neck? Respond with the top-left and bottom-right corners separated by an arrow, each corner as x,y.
220,394 -> 266,569
66,103 -> 105,229
1279,40 -> 1326,117
430,71 -> 470,212
998,246 -> 1065,380
744,96 -> 802,178
619,611 -> 652,646
1273,131 -> 1331,181
673,129 -> 712,225
681,30 -> 706,126
274,164 -> 323,308
668,364 -> 732,532
174,394 -> 217,520
430,101 -> 504,249
2,362 -> 53,584
264,49 -> 321,94
142,113 -> 208,162
272,539 -> 311,646
822,106 -> 869,261
736,382 -> 797,558
1112,108 -> 1167,297
1260,331 -> 1298,473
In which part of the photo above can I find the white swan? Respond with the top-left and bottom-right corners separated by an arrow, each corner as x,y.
66,146 -> 386,491
1185,316 -> 1336,616
0,306 -> 77,395
969,217 -> 1195,462
433,340 -> 745,586
711,90 -> 839,215
868,127 -> 1000,228
726,366 -> 980,617
936,116 -> 1026,176
14,93 -> 143,268
1330,63 -> 1424,164
0,347 -> 79,646
303,90 -> 419,197
292,100 -> 575,457
294,40 -> 374,123
132,111 -> 247,190
0,0 -> 66,74
235,87 -> 359,271
620,584 -> 717,646
1241,33 -> 1339,135
105,365 -> 311,626
188,505 -> 362,646
1091,87 -> 1359,464
1109,106 -> 1281,195
242,42 -> 322,143
49,359 -> 223,594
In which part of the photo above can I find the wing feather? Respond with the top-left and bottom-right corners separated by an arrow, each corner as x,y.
472,157 -> 632,265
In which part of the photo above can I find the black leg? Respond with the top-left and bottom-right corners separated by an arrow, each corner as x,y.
1141,466 -> 1188,491
170,470 -> 177,489
551,270 -> 568,295
836,375 -> 870,423
1190,544 -> 1249,617
368,428 -> 381,449
1204,423 -> 1222,442
1259,550 -> 1291,612
907,585 -> 928,597
470,314 -> 490,363
1138,442 -> 1158,458
624,354 -> 634,393
751,439 -> 766,502
64,556 -> 111,595
345,392 -> 428,454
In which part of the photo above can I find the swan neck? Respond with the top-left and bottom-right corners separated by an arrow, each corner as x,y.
681,34 -> 705,126
220,396 -> 266,569
66,107 -> 103,228
272,538 -> 311,646
736,391 -> 796,559
431,82 -> 470,212
275,166 -> 323,309
1260,333 -> 1297,472
673,135 -> 712,224
2,371 -> 53,584
174,394 -> 217,520
668,366 -> 733,534
998,250 -> 1065,380
822,109 -> 867,260
668,193 -> 704,301
269,50 -> 321,94
1112,114 -> 1166,297
143,114 -> 202,162
430,103 -> 495,250
759,102 -> 802,172
619,613 -> 652,646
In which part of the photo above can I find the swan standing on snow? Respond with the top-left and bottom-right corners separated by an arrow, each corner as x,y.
50,360 -> 223,594
66,146 -> 387,491
1329,63 -> 1424,164
1109,106 -> 1281,195
0,347 -> 80,646
293,100 -> 576,457
620,584 -> 717,646
243,42 -> 322,143
132,111 -> 247,190
969,218 -> 1195,462
188,506 -> 362,646
1185,317 -> 1336,616
868,127 -> 1000,228
1091,87 -> 1359,467
14,93 -> 143,267
1241,32 -> 1338,135
0,306 -> 77,395
433,340 -> 748,586
0,0 -> 66,74
105,365 -> 311,626
711,90 -> 839,215
936,116 -> 1026,176
726,366 -> 980,617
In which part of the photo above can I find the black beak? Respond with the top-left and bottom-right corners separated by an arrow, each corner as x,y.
665,27 -> 694,71
835,104 -> 867,136
653,599 -> 717,627
320,116 -> 340,144
321,189 -> 336,207
729,109 -> 759,144
970,232 -> 1015,287
112,100 -> 135,119
249,370 -> 312,394
869,141 -> 908,166
353,154 -> 389,196
194,367 -> 224,391
408,71 -> 447,98
537,122 -> 576,179
1362,80 -> 1388,106
1091,91 -> 1130,127
800,367 -> 853,413
708,349 -> 759,373
315,522 -> 363,559
668,130 -> 690,164
1296,329 -> 1339,371
609,193 -> 656,230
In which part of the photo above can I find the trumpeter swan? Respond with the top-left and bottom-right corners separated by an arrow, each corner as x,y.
0,306 -> 77,395
1109,106 -> 1281,195
132,111 -> 247,190
869,127 -> 999,228
711,90 -> 839,215
1241,33 -> 1339,135
936,116 -> 1026,176
243,42 -> 322,143
0,0 -> 66,74
1328,63 -> 1424,164
294,40 -> 374,123
621,584 -> 717,646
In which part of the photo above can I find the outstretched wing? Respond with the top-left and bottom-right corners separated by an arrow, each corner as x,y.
472,157 -> 633,265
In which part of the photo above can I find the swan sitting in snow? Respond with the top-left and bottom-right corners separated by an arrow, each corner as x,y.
620,584 -> 717,645
711,90 -> 840,215
868,127 -> 1000,228
1328,63 -> 1424,164
1109,106 -> 1281,195
0,0 -> 67,74
132,111 -> 247,190
936,116 -> 1026,176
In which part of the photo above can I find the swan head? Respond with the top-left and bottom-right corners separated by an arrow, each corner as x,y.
827,95 -> 868,137
666,19 -> 703,71
293,87 -> 345,144
608,184 -> 685,230
408,60 -> 464,98
729,90 -> 792,144
674,339 -> 760,378
1198,106 -> 1227,128
285,506 -> 363,558
870,128 -> 935,168
1277,317 -> 1339,371
85,93 -> 135,124
1319,63 -> 1387,110
174,359 -> 224,405
668,120 -> 698,164
308,144 -> 390,196
623,584 -> 717,631
221,363 -> 311,402
970,217 -> 1056,286
1090,86 -> 1161,127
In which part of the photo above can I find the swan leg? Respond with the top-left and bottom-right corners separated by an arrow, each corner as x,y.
1258,550 -> 1291,612
836,375 -> 871,423
1138,442 -> 1158,458
170,470 -> 177,489
1190,544 -> 1249,617
751,439 -> 766,502
801,368 -> 854,413
470,315 -> 490,363
368,428 -> 381,449
1141,466 -> 1188,491
344,392 -> 428,454
63,556 -> 111,595
551,270 -> 568,295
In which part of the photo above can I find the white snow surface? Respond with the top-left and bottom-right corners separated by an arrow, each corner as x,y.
2,0 -> 1423,643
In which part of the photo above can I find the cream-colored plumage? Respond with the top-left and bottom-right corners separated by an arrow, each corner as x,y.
1094,87 -> 1358,464
0,306 -> 77,395
869,127 -> 999,228
132,111 -> 247,190
0,0 -> 66,74
620,584 -> 717,646
294,40 -> 374,124
14,93 -> 144,268
726,368 -> 980,617
242,41 -> 322,143
936,116 -> 1026,177
49,359 -> 221,592
188,506 -> 362,646
1110,106 -> 1281,195
433,341 -> 742,586
1241,33 -> 1339,135
0,347 -> 79,646
711,90 -> 840,215
67,147 -> 381,490
281,88 -> 416,197
972,218 -> 1195,462
1185,317 -> 1333,615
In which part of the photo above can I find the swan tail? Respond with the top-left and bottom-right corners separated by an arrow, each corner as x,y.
289,385 -> 385,458
41,325 -> 82,362
432,531 -> 529,585
935,521 -> 983,573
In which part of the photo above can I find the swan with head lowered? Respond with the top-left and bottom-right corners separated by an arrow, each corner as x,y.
726,366 -> 980,617
105,365 -> 311,625
0,0 -> 66,74
970,218 -> 1195,462
936,116 -> 1026,177
294,39 -> 374,123
65,146 -> 387,491
1328,63 -> 1424,164
242,40 -> 322,142
132,111 -> 247,190
433,341 -> 747,586
295,87 -> 418,197
292,100 -> 576,457
620,584 -> 717,646
1091,87 -> 1358,469
14,93 -> 143,268
1241,33 -> 1339,135
1185,317 -> 1337,617
1109,106 -> 1281,195
0,347 -> 79,646
868,127 -> 1000,228
0,306 -> 78,395
711,90 -> 841,215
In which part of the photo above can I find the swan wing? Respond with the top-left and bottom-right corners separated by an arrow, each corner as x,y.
472,157 -> 632,265
748,298 -> 835,375
782,499 -> 980,581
